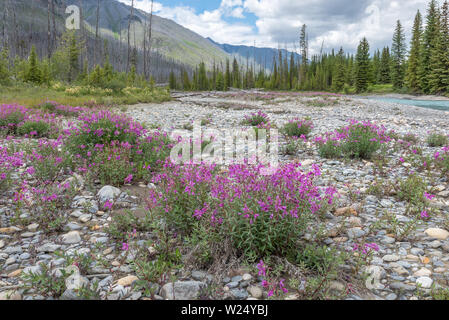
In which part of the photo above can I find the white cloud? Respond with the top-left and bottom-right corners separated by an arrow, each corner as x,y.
119,0 -> 435,54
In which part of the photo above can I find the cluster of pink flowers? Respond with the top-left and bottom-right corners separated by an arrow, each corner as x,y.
149,160 -> 337,229
257,260 -> 288,298
434,146 -> 449,174
315,120 -> 391,146
0,146 -> 25,183
352,242 -> 379,255
243,110 -> 271,129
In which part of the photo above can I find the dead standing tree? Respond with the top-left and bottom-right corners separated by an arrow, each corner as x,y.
126,0 -> 134,72
144,0 -> 154,79
95,0 -> 100,65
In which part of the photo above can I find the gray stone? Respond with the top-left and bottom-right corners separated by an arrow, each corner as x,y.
61,289 -> 81,300
416,276 -> 433,289
226,282 -> 239,289
231,288 -> 249,300
389,282 -> 416,291
98,186 -> 121,203
247,286 -> 263,299
383,254 -> 400,262
3,246 -> 22,254
347,228 -> 366,239
62,231 -> 82,244
191,271 -> 207,281
160,281 -> 206,300
36,243 -> 60,253
385,293 -> 397,300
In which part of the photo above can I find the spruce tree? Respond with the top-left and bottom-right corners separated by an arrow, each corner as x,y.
216,71 -> 224,91
333,47 -> 346,92
372,49 -> 381,84
0,48 -> 11,85
419,0 -> 440,93
429,1 -> 449,94
26,45 -> 41,84
379,47 -> 391,84
225,59 -> 231,90
391,20 -> 407,89
68,32 -> 80,82
355,38 -> 370,93
198,62 -> 208,90
169,70 -> 177,90
407,10 -> 423,92
232,58 -> 240,88
182,69 -> 191,91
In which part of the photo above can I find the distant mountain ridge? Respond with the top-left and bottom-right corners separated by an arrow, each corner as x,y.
208,38 -> 302,71
1,0 -> 297,75
67,0 -> 230,68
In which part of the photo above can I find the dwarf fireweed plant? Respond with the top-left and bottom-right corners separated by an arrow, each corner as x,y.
434,146 -> 449,177
65,110 -> 145,156
0,145 -> 25,191
257,260 -> 288,298
315,120 -> 391,160
0,104 -> 61,138
281,119 -> 313,138
65,110 -> 172,185
25,138 -> 71,182
242,111 -> 270,127
148,161 -> 337,261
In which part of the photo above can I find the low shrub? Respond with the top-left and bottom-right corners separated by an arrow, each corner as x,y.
149,162 -> 338,261
316,120 -> 391,160
17,121 -> 51,138
242,111 -> 270,127
427,133 -> 448,147
434,146 -> 449,176
0,145 -> 24,191
281,119 -> 313,138
397,173 -> 427,206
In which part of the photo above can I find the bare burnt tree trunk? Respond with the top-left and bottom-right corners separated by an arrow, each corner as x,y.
51,0 -> 57,47
11,1 -> 18,56
127,0 -> 134,72
78,0 -> 85,64
143,11 -> 148,79
119,21 -> 122,70
147,0 -> 154,78
95,0 -> 100,65
2,1 -> 8,49
47,0 -> 52,58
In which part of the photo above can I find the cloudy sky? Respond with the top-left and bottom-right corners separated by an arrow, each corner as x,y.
118,0 -> 436,54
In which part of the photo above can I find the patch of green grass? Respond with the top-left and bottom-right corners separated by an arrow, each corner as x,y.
427,133 -> 448,147
0,83 -> 171,107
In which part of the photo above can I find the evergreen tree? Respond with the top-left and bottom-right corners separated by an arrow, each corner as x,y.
407,10 -> 423,92
333,47 -> 346,92
355,38 -> 370,93
391,20 -> 407,89
169,70 -> 177,90
0,47 -> 11,85
216,71 -> 224,91
68,32 -> 80,82
429,1 -> 449,94
198,62 -> 208,90
182,68 -> 191,91
225,59 -> 231,90
40,59 -> 51,86
372,49 -> 381,84
419,0 -> 440,93
232,58 -> 240,88
379,47 -> 391,84
26,45 -> 41,84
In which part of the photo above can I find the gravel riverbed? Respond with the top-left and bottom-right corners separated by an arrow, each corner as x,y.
1,91 -> 449,300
